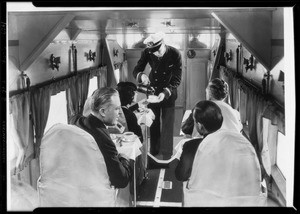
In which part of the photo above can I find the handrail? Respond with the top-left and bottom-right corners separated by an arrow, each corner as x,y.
226,68 -> 284,113
9,66 -> 104,98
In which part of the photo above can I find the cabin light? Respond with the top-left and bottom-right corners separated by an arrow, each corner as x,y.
243,55 -> 255,71
49,54 -> 61,71
262,73 -> 271,95
278,70 -> 284,90
113,48 -> 119,57
212,50 -> 217,57
126,21 -> 139,28
224,50 -> 232,62
161,20 -> 175,27
20,71 -> 31,89
85,50 -> 96,62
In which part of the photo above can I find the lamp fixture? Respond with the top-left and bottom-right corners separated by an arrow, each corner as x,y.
161,20 -> 175,27
126,21 -> 139,28
85,50 -> 96,62
50,54 -> 61,71
20,71 -> 31,89
243,54 -> 255,71
262,72 -> 271,95
225,49 -> 233,62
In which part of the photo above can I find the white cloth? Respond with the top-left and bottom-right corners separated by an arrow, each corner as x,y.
114,135 -> 143,160
214,100 -> 243,132
183,129 -> 267,207
137,108 -> 155,127
37,124 -> 118,207
10,177 -> 39,211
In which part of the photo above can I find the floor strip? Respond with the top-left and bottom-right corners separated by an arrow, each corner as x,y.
153,169 -> 165,207
136,201 -> 182,207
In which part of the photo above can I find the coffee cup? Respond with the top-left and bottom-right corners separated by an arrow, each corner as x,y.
123,132 -> 135,141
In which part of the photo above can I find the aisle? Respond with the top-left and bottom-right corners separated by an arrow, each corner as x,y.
136,136 -> 184,207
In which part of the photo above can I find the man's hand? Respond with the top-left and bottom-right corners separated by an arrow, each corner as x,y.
157,93 -> 165,102
141,74 -> 150,85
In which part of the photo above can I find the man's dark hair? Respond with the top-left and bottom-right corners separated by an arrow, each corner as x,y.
193,100 -> 223,133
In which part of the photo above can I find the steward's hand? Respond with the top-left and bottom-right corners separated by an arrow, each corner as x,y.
141,74 -> 150,85
157,93 -> 165,102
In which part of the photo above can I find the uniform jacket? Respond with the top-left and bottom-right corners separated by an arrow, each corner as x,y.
133,45 -> 182,107
70,114 -> 132,189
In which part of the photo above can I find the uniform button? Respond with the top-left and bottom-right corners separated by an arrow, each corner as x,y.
163,72 -> 166,74
155,71 -> 157,73
155,79 -> 158,81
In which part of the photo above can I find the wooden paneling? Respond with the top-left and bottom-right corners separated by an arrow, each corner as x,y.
18,14 -> 75,71
212,10 -> 272,71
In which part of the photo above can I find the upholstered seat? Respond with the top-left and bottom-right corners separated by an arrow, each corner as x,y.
183,129 -> 267,207
37,123 -> 117,207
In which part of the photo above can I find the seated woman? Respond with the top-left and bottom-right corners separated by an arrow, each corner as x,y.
176,101 -> 266,207
116,81 -> 147,188
181,78 -> 242,137
116,82 -> 144,142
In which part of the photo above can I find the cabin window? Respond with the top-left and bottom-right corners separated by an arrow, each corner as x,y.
119,33 -> 184,50
87,76 -> 98,97
197,34 -> 220,49
115,33 -> 144,49
8,114 -> 18,169
44,91 -> 68,134
276,131 -> 287,179
114,68 -> 120,84
164,34 -> 184,49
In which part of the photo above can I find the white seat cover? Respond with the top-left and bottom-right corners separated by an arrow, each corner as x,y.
183,129 -> 267,207
214,100 -> 243,132
38,123 -> 117,207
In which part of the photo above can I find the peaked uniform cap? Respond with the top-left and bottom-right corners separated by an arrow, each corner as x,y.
143,32 -> 166,47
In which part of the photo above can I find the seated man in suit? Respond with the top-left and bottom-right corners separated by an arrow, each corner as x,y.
70,87 -> 132,189
176,100 -> 266,207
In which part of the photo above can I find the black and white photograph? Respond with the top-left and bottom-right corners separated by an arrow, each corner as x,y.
3,1 -> 298,212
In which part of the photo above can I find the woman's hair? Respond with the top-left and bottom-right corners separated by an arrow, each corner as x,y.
116,82 -> 137,106
193,100 -> 223,133
206,78 -> 229,100
91,87 -> 118,112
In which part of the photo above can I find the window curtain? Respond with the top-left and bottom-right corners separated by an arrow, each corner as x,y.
66,72 -> 90,121
30,87 -> 51,158
120,60 -> 128,82
97,66 -> 107,88
262,105 -> 285,135
238,82 -> 247,124
244,86 -> 270,183
9,92 -> 34,173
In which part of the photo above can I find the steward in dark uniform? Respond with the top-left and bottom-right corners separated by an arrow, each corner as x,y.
133,32 -> 182,159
